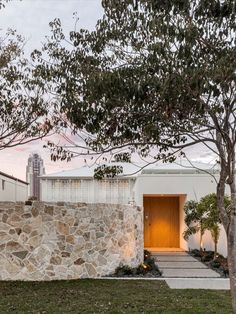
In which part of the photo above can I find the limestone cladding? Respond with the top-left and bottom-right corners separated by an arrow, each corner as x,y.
0,201 -> 143,281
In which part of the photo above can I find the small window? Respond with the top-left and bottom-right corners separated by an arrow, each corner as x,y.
2,180 -> 5,190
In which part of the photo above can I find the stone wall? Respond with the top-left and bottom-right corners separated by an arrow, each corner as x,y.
0,202 -> 143,281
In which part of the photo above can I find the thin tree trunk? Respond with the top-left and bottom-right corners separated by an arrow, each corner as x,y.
228,176 -> 236,313
214,240 -> 217,260
200,227 -> 203,251
227,215 -> 236,314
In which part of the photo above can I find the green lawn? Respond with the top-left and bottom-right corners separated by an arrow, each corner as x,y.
0,279 -> 232,314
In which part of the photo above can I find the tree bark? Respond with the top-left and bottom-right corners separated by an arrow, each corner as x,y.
216,154 -> 236,311
228,173 -> 236,313
214,240 -> 217,260
227,215 -> 236,314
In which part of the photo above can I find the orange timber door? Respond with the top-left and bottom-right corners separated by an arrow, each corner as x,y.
144,196 -> 180,248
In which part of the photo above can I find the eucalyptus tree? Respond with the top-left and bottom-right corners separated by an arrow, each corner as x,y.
0,2 -> 55,150
33,0 -> 236,309
0,31 -> 53,149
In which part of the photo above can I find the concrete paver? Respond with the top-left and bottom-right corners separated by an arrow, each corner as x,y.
157,261 -> 207,269
162,268 -> 220,278
154,255 -> 198,262
166,278 -> 230,289
153,251 -> 221,278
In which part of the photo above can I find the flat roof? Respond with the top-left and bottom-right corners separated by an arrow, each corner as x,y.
40,160 -> 219,179
40,162 -> 140,179
141,161 -> 219,175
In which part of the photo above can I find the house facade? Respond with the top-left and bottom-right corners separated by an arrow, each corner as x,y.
40,161 -> 227,256
0,171 -> 28,202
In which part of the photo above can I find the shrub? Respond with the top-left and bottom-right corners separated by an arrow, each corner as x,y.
144,250 -> 151,260
201,251 -> 214,262
191,249 -> 201,257
136,263 -> 150,275
114,264 -> 134,276
113,250 -> 162,277
210,260 -> 221,268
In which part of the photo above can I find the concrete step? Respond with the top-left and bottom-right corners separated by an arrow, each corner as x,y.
165,278 -> 230,289
154,255 -> 197,262
151,252 -> 188,256
161,268 -> 221,278
151,251 -> 221,279
157,261 -> 207,269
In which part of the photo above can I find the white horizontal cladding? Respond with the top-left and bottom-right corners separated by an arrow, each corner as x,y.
0,173 -> 28,202
41,178 -> 135,205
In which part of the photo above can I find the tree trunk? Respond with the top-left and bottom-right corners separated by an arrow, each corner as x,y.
228,172 -> 236,313
227,215 -> 236,314
214,240 -> 217,260
200,227 -> 203,252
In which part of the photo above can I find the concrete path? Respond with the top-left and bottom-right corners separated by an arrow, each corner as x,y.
165,278 -> 230,290
102,251 -> 230,290
100,277 -> 230,290
153,251 -> 221,278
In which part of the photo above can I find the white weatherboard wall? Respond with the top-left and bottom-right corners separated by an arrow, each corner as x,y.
40,163 -> 138,205
41,179 -> 135,205
135,173 -> 228,257
0,173 -> 28,202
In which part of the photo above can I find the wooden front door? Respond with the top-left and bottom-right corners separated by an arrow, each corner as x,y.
144,196 -> 180,248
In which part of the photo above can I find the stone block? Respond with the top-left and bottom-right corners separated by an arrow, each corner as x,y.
12,251 -> 28,260
50,255 -> 62,265
66,235 -> 75,244
56,221 -> 69,235
44,206 -> 54,216
31,207 -> 39,217
6,241 -> 24,252
22,224 -> 32,234
74,258 -> 85,265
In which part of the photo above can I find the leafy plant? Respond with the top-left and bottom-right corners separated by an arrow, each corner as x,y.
210,260 -> 221,269
184,194 -> 230,258
114,250 -> 161,277
94,165 -> 123,180
114,264 -> 134,276
199,193 -> 230,259
183,200 -> 207,251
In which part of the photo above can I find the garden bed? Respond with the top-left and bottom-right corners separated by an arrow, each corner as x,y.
190,249 -> 228,277
108,250 -> 162,278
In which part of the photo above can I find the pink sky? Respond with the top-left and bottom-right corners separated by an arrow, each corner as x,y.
0,136 -> 85,181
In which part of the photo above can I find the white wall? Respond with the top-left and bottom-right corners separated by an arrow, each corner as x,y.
0,174 -> 28,202
134,174 -> 217,205
135,173 -> 228,256
41,178 -> 136,205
